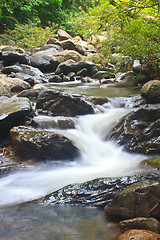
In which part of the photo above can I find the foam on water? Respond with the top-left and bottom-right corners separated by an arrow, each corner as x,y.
0,107 -> 144,206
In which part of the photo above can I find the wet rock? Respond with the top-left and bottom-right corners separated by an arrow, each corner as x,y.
10,126 -> 78,160
113,108 -> 160,154
48,75 -> 63,83
57,29 -> 72,41
104,180 -> 160,220
118,229 -> 160,240
141,157 -> 160,170
77,68 -> 88,77
30,46 -> 63,72
55,60 -> 96,76
92,71 -> 116,80
107,72 -> 136,87
41,174 -> 159,207
120,217 -> 160,233
50,50 -> 84,72
86,96 -> 109,105
0,96 -> 33,137
36,89 -> 94,117
33,116 -> 75,129
141,80 -> 160,103
17,88 -> 43,101
1,51 -> 28,66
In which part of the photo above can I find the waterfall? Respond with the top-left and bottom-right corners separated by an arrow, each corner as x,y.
0,106 -> 144,207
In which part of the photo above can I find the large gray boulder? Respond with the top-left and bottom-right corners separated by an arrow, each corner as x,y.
10,126 -> 78,160
0,96 -> 33,137
36,89 -> 94,117
30,46 -> 63,72
55,60 -> 96,76
104,181 -> 160,220
1,64 -> 46,85
141,80 -> 160,103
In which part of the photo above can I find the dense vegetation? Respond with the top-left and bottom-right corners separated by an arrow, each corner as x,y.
0,0 -> 99,31
0,0 -> 159,77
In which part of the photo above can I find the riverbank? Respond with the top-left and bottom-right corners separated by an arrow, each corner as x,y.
0,29 -> 160,239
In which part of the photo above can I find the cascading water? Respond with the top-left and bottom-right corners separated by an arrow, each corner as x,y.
0,101 -> 145,207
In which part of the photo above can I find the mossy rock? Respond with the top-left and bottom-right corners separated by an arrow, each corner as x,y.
141,157 -> 160,170
10,126 -> 78,160
141,80 -> 160,103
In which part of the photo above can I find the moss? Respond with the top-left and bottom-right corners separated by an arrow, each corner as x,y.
141,157 -> 160,170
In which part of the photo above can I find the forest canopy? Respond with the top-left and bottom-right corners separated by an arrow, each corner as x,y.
0,0 -> 159,75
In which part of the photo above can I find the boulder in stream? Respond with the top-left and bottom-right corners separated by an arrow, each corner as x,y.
141,80 -> 160,103
30,46 -> 63,72
10,126 -> 79,160
0,96 -> 33,137
55,60 -> 96,76
104,180 -> 160,220
111,108 -> 160,154
41,174 -> 160,207
36,89 -> 94,117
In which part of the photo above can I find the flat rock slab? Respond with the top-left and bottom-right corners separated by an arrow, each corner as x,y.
41,174 -> 159,208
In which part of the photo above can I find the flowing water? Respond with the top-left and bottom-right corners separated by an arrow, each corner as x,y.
0,84 -> 145,240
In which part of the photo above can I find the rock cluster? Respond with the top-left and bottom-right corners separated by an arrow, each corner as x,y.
0,29 -> 160,240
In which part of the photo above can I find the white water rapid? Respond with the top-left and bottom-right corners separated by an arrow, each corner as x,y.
0,105 -> 145,207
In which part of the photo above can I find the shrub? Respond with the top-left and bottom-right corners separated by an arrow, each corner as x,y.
0,22 -> 57,52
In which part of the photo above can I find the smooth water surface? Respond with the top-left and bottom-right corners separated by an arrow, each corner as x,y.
0,203 -> 121,240
49,81 -> 140,97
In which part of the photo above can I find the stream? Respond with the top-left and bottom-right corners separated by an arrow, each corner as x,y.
0,83 -> 146,240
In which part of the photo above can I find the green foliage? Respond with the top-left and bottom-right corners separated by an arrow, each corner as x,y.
0,0 -> 100,32
70,0 -> 160,76
0,22 -> 56,51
